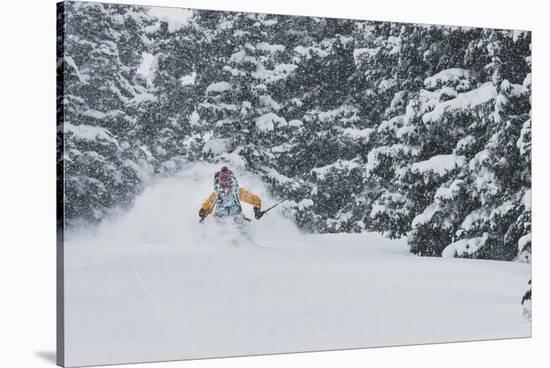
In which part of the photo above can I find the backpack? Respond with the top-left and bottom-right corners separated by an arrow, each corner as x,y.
213,168 -> 242,215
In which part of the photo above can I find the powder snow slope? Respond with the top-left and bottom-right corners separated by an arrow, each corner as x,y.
63,162 -> 531,367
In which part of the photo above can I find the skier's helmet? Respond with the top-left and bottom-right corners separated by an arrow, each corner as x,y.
218,166 -> 232,190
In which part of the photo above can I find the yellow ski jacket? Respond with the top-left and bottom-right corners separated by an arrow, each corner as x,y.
201,188 -> 261,217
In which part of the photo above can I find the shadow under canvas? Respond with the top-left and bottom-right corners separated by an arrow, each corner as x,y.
36,351 -> 57,365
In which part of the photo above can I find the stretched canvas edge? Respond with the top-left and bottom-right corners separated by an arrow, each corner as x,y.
56,2 -> 66,366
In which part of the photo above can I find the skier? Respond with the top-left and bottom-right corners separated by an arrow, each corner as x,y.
199,166 -> 263,223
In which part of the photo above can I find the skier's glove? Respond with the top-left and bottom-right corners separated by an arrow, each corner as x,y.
199,208 -> 207,220
254,207 -> 263,220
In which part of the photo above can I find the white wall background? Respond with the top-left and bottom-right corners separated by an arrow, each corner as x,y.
0,0 -> 548,367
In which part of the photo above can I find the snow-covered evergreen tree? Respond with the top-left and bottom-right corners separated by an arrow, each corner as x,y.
521,278 -> 532,321
60,2 -> 158,223
359,26 -> 531,260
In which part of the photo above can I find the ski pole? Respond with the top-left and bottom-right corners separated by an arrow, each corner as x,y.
258,199 -> 287,218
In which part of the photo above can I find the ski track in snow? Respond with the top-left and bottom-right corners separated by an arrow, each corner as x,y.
63,162 -> 531,367
129,261 -> 199,355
